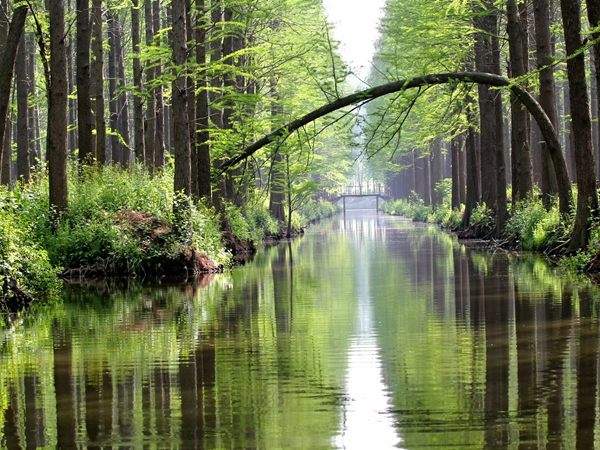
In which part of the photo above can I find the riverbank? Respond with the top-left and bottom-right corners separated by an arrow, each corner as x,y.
0,166 -> 338,314
382,195 -> 600,277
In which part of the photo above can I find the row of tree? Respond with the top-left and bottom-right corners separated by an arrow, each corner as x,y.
362,0 -> 600,251
0,0 -> 354,229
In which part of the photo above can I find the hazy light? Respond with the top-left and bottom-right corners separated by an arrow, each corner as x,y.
323,0 -> 386,87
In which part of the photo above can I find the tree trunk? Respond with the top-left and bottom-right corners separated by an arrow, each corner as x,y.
26,33 -> 40,164
90,0 -> 106,165
76,0 -> 94,165
114,15 -> 130,167
462,110 -> 481,226
131,0 -> 145,163
195,0 -> 211,201
144,0 -> 156,169
268,79 -> 286,225
451,135 -> 462,209
533,1 -> 560,206
209,0 -> 223,131
586,0 -> 600,177
185,0 -> 196,195
430,138 -> 443,206
48,0 -> 69,217
153,0 -> 165,168
0,4 -> 27,186
507,0 -> 533,204
16,33 -> 29,182
561,0 -> 598,250
171,0 -> 191,196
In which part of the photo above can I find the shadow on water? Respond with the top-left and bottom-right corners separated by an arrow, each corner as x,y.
1,212 -> 600,448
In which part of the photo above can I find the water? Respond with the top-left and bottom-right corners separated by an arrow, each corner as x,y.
1,212 -> 600,448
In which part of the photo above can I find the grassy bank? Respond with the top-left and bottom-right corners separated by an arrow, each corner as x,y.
383,186 -> 600,276
0,166 -> 339,309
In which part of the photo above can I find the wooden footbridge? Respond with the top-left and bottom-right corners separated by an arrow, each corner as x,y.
336,189 -> 390,213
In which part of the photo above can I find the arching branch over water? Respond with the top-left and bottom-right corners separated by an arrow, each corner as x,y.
221,72 -> 572,215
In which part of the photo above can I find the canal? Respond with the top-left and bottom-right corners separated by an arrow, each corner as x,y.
1,212 -> 599,448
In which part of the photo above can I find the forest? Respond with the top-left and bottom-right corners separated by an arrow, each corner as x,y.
1,0 -> 600,306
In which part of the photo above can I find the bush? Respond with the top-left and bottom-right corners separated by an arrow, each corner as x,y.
470,203 -> 495,234
505,197 -> 563,250
0,207 -> 60,302
299,199 -> 339,223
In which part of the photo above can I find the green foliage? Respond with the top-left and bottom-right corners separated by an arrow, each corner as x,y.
469,203 -> 495,233
505,197 -> 564,250
0,199 -> 59,302
298,199 -> 339,224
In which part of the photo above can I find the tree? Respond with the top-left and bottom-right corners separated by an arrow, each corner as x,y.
131,0 -> 145,162
48,0 -> 69,217
90,0 -> 106,165
560,0 -> 598,249
195,0 -> 211,201
171,0 -> 191,197
506,0 -> 533,203
533,0 -> 559,207
16,33 -> 30,182
144,0 -> 155,168
76,0 -> 94,165
0,3 -> 27,186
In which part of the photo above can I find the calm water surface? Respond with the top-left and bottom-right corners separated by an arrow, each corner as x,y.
2,213 -> 600,448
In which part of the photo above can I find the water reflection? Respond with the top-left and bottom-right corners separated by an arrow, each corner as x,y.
2,213 -> 600,447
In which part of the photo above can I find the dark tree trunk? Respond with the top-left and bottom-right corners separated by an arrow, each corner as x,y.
66,0 -> 77,156
533,0 -> 560,206
430,138 -> 443,206
195,0 -> 211,201
26,33 -> 40,163
586,0 -> 600,177
153,0 -> 165,168
107,11 -> 119,164
462,111 -> 481,226
185,0 -> 196,195
90,0 -> 106,164
209,0 -> 223,131
561,0 -> 598,249
473,2 -> 498,214
76,0 -> 94,165
563,81 -> 576,179
507,0 -> 533,203
48,0 -> 69,217
269,79 -> 286,225
114,15 -> 130,167
144,0 -> 156,169
16,33 -> 29,182
131,0 -> 145,163
451,135 -> 462,209
0,4 -> 27,186
171,0 -> 191,196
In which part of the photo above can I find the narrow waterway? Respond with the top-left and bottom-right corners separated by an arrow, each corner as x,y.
2,212 -> 600,448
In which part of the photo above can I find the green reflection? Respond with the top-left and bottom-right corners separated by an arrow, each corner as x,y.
1,214 -> 600,448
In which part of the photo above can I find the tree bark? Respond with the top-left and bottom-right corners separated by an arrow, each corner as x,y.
561,0 -> 598,250
507,0 -> 533,203
533,0 -> 559,207
16,33 -> 29,182
172,0 -> 191,196
586,0 -> 600,177
144,0 -> 155,169
451,135 -> 462,209
0,4 -> 27,186
76,0 -> 94,165
48,0 -> 69,217
107,11 -> 119,165
90,0 -> 106,164
114,15 -> 130,167
153,0 -> 165,167
195,0 -> 211,201
132,0 -> 145,163
26,33 -> 40,163
185,0 -> 196,195
430,138 -> 443,206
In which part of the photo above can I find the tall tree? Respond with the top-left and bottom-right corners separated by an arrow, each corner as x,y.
90,0 -> 106,164
15,33 -> 30,182
587,0 -> 600,176
533,0 -> 559,207
76,0 -> 94,164
0,3 -> 28,186
152,0 -> 165,167
107,11 -> 119,164
144,0 -> 156,168
560,0 -> 598,249
507,0 -> 533,203
131,0 -> 145,162
171,0 -> 191,196
48,0 -> 69,217
195,0 -> 211,201
114,15 -> 130,167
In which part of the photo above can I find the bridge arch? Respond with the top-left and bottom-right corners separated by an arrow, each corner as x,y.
221,72 -> 571,215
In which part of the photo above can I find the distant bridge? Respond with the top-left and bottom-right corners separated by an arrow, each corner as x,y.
335,193 -> 390,213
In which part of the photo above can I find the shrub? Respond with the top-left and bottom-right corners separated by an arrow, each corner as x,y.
470,203 -> 494,234
505,197 -> 563,250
